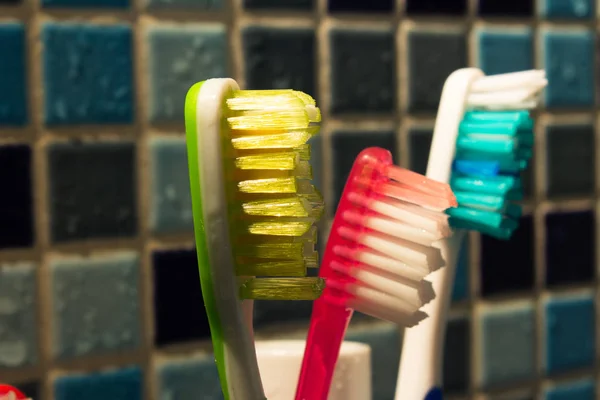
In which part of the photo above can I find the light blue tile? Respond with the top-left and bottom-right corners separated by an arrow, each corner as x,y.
150,137 -> 193,234
347,323 -> 400,400
42,23 -> 134,125
147,24 -> 227,123
540,0 -> 594,19
452,239 -> 469,302
157,356 -> 223,400
545,379 -> 595,400
476,27 -> 533,75
0,262 -> 37,368
544,293 -> 595,374
543,29 -> 595,108
50,252 -> 142,360
0,23 -> 27,126
479,301 -> 535,387
54,366 -> 142,400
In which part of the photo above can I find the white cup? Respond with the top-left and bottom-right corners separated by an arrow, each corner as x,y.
255,340 -> 372,400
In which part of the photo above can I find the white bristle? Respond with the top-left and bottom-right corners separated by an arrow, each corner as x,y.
468,69 -> 547,110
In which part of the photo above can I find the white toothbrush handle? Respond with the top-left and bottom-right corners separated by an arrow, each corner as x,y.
394,231 -> 465,400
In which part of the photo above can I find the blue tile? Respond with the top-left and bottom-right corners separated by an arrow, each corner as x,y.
42,0 -> 128,8
443,315 -> 470,393
476,28 -> 533,75
0,263 -> 37,368
150,137 -> 193,234
330,28 -> 395,114
50,252 -> 142,360
42,23 -> 134,125
47,141 -> 137,242
157,356 -> 223,400
0,144 -> 33,249
147,24 -> 227,123
452,239 -> 469,302
54,366 -> 142,400
544,293 -> 595,374
148,0 -> 223,8
543,29 -> 595,108
346,323 -> 400,400
479,301 -> 535,387
545,379 -> 595,400
0,23 -> 27,126
541,0 -> 594,19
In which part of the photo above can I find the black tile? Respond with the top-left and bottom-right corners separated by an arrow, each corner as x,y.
546,124 -> 595,198
408,127 -> 433,175
443,316 -> 470,393
408,30 -> 467,113
330,28 -> 395,114
521,162 -> 534,200
254,300 -> 313,327
16,382 -> 39,400
478,0 -> 534,16
406,0 -> 467,15
0,145 -> 33,249
331,130 -> 397,211
244,0 -> 313,10
242,26 -> 316,99
480,216 -> 535,296
0,0 -> 21,3
546,210 -> 595,287
328,0 -> 393,13
48,142 -> 137,243
153,249 -> 210,346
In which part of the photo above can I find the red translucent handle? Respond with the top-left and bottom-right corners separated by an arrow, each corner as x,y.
0,385 -> 27,399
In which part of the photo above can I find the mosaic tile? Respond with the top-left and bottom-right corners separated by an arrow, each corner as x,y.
477,0 -> 534,16
0,23 -> 27,126
540,0 -> 595,19
47,141 -> 137,242
544,293 -> 595,374
476,27 -> 533,75
0,144 -> 33,249
0,263 -> 37,368
331,130 -> 396,211
480,216 -> 534,297
545,210 -> 594,286
328,0 -> 393,12
490,391 -> 534,400
308,135 -> 323,193
147,0 -> 223,9
330,28 -> 395,114
153,248 -> 210,346
14,383 -> 39,400
157,356 -> 222,400
479,301 -> 535,387
546,123 -> 594,197
347,323 -> 399,400
407,29 -> 467,112
543,29 -> 595,108
405,0 -> 467,14
242,26 -> 315,97
452,239 -> 469,302
545,379 -> 595,400
408,127 -> 432,175
54,366 -> 142,400
243,0 -> 312,10
149,137 -> 193,234
42,0 -> 128,8
42,22 -> 134,125
443,315 -> 470,393
0,0 -> 21,3
147,24 -> 227,123
50,252 -> 141,359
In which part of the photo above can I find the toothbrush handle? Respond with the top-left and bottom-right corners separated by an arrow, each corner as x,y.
295,296 -> 353,400
395,231 -> 465,400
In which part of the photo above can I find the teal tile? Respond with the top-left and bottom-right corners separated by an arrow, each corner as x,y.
540,0 -> 594,19
50,252 -> 142,359
54,366 -> 142,400
476,28 -> 533,75
149,137 -> 193,234
0,262 -> 37,368
347,323 -> 400,400
157,356 -> 223,400
0,23 -> 27,125
147,24 -> 227,123
544,293 -> 595,374
545,379 -> 595,400
479,301 -> 535,387
543,29 -> 595,108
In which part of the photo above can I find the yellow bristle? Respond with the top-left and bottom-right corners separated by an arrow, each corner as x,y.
224,89 -> 324,301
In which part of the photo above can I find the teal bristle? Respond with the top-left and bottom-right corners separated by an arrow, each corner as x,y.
449,110 -> 534,240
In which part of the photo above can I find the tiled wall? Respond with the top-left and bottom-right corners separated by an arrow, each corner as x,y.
0,0 -> 597,399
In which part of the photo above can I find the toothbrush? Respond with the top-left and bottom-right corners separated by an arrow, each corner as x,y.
295,147 -> 458,400
395,69 -> 547,400
185,79 -> 325,400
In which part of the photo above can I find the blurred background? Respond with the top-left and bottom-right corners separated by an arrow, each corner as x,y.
0,0 -> 596,399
